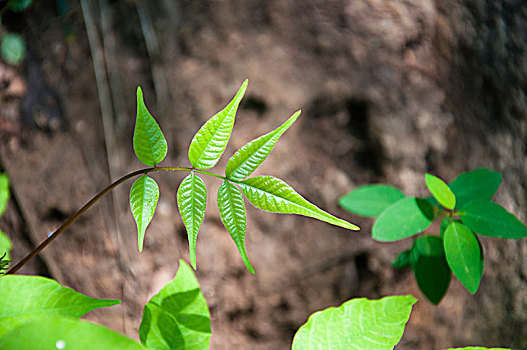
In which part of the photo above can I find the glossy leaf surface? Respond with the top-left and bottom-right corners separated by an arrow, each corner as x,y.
0,275 -> 120,337
411,235 -> 451,304
0,317 -> 146,350
372,198 -> 434,242
188,80 -> 248,169
139,260 -> 211,350
130,175 -> 159,251
225,110 -> 300,180
443,222 -> 482,294
217,180 -> 254,273
339,184 -> 405,217
292,295 -> 416,350
177,173 -> 207,269
0,173 -> 9,216
461,200 -> 527,239
134,87 -> 168,166
237,176 -> 359,230
425,173 -> 456,210
449,168 -> 502,208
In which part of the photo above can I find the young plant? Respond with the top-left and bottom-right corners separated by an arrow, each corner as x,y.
339,169 -> 527,304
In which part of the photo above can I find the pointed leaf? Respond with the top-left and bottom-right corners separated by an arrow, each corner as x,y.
411,235 -> 451,304
188,80 -> 248,169
292,295 -> 417,350
0,275 -> 120,337
177,173 -> 207,270
133,87 -> 168,166
449,168 -> 502,208
461,200 -> 527,239
225,110 -> 300,180
130,175 -> 160,251
237,176 -> 359,230
0,317 -> 146,350
0,173 -> 9,217
392,249 -> 412,268
425,173 -> 456,210
217,180 -> 254,273
139,260 -> 211,350
444,222 -> 482,294
372,197 -> 434,242
339,184 -> 405,217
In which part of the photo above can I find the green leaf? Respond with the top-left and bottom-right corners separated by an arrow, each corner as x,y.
443,222 -> 482,294
217,180 -> 254,273
411,236 -> 451,304
292,295 -> 417,350
188,80 -> 248,169
1,33 -> 26,66
0,316 -> 146,349
449,168 -> 502,208
461,200 -> 527,239
0,173 -> 9,217
0,275 -> 120,337
133,87 -> 168,166
225,110 -> 300,181
447,347 -> 512,350
372,197 -> 434,242
139,260 -> 211,350
440,218 -> 450,239
177,173 -> 207,270
130,175 -> 160,252
0,231 -> 12,273
425,173 -> 456,210
237,176 -> 359,230
392,249 -> 412,268
7,0 -> 33,12
339,184 -> 405,217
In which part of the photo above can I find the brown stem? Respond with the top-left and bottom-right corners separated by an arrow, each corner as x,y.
6,166 -> 193,274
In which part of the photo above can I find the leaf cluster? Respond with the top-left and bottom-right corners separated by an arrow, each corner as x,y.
339,169 -> 527,304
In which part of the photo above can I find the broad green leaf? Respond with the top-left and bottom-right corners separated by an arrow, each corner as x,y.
225,110 -> 300,181
0,173 -> 9,216
411,236 -> 451,304
130,175 -> 160,251
292,295 -> 417,350
440,218 -> 450,239
0,316 -> 146,350
372,197 -> 434,242
392,249 -> 412,268
177,173 -> 207,269
0,275 -> 120,337
188,80 -> 248,169
237,176 -> 359,230
339,184 -> 405,217
461,200 -> 527,239
425,173 -> 456,210
443,222 -> 482,294
217,180 -> 254,273
449,168 -> 502,208
139,260 -> 211,350
7,0 -> 33,12
447,347 -> 511,350
1,33 -> 25,66
133,87 -> 168,166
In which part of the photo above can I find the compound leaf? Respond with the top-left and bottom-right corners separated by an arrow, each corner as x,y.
0,316 -> 145,350
411,235 -> 451,304
0,275 -> 120,337
339,184 -> 405,217
425,173 -> 456,210
449,168 -> 502,208
130,175 -> 160,252
134,87 -> 168,166
292,295 -> 417,350
461,200 -> 527,239
177,173 -> 207,269
188,80 -> 248,169
0,173 -> 9,216
372,198 -> 434,242
443,222 -> 482,294
217,180 -> 254,273
237,176 -> 359,230
225,110 -> 300,181
139,260 -> 211,350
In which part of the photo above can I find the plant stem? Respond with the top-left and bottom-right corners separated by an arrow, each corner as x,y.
6,165 -> 221,275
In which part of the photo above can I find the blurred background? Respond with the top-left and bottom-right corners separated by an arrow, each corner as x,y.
0,0 -> 526,349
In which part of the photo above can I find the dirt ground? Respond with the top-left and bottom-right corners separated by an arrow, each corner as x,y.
0,1 -> 526,349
